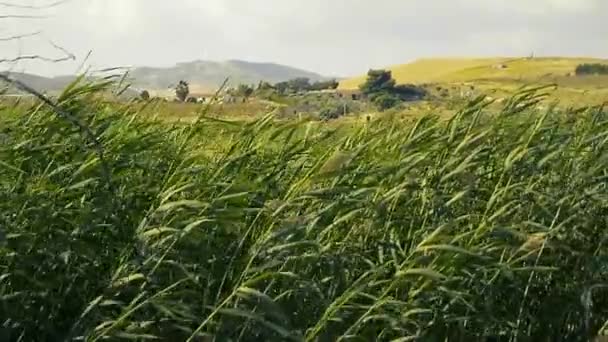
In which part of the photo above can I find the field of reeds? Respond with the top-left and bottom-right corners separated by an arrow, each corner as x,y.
1,79 -> 608,341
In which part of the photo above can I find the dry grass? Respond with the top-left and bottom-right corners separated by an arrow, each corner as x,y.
339,56 -> 608,89
339,57 -> 510,89
132,99 -> 276,122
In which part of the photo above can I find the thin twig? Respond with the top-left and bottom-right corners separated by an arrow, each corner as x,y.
0,39 -> 76,64
0,30 -> 41,41
0,54 -> 75,64
0,73 -> 114,192
94,67 -> 131,73
48,39 -> 75,59
0,0 -> 69,9
75,50 -> 92,74
0,14 -> 46,19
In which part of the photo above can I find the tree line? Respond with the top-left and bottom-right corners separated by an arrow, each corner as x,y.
139,70 -> 427,113
138,78 -> 341,102
575,63 -> 608,76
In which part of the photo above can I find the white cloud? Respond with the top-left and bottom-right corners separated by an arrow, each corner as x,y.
83,0 -> 140,33
463,29 -> 541,56
1,0 -> 606,77
459,0 -> 599,14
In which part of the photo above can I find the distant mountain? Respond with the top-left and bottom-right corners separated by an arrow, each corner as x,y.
128,59 -> 328,91
1,59 -> 329,95
0,72 -> 77,94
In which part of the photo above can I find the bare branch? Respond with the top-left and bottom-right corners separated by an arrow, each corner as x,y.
0,1 -> 73,67
0,54 -> 75,64
48,43 -> 71,57
0,0 -> 69,9
0,30 -> 41,41
0,14 -> 46,19
0,39 -> 75,65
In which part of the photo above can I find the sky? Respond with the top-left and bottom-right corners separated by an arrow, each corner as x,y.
1,0 -> 607,77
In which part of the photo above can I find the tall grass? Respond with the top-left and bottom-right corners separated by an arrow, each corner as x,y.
1,79 -> 608,341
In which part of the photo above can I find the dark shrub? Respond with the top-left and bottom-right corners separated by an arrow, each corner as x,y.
575,63 -> 608,75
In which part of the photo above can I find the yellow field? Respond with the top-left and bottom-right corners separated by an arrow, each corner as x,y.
339,57 -> 608,89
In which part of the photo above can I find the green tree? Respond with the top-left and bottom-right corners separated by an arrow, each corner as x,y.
274,81 -> 289,95
175,80 -> 189,102
360,69 -> 396,96
287,77 -> 311,92
273,78 -> 313,94
360,69 -> 425,110
236,84 -> 254,99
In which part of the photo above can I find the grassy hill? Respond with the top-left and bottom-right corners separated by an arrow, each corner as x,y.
339,57 -> 608,89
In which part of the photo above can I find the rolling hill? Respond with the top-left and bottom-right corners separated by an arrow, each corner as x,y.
1,59 -> 328,95
339,57 -> 608,89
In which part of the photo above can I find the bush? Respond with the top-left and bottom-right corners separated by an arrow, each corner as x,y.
372,93 -> 401,111
393,84 -> 426,100
319,103 -> 347,120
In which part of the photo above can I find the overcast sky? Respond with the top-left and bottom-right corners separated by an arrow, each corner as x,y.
1,0 -> 607,77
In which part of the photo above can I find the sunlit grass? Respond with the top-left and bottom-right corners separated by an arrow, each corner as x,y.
339,57 -> 608,89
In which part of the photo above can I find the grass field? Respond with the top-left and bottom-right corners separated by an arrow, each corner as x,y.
136,99 -> 277,122
339,57 -> 608,112
339,57 -> 608,89
2,78 -> 608,341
